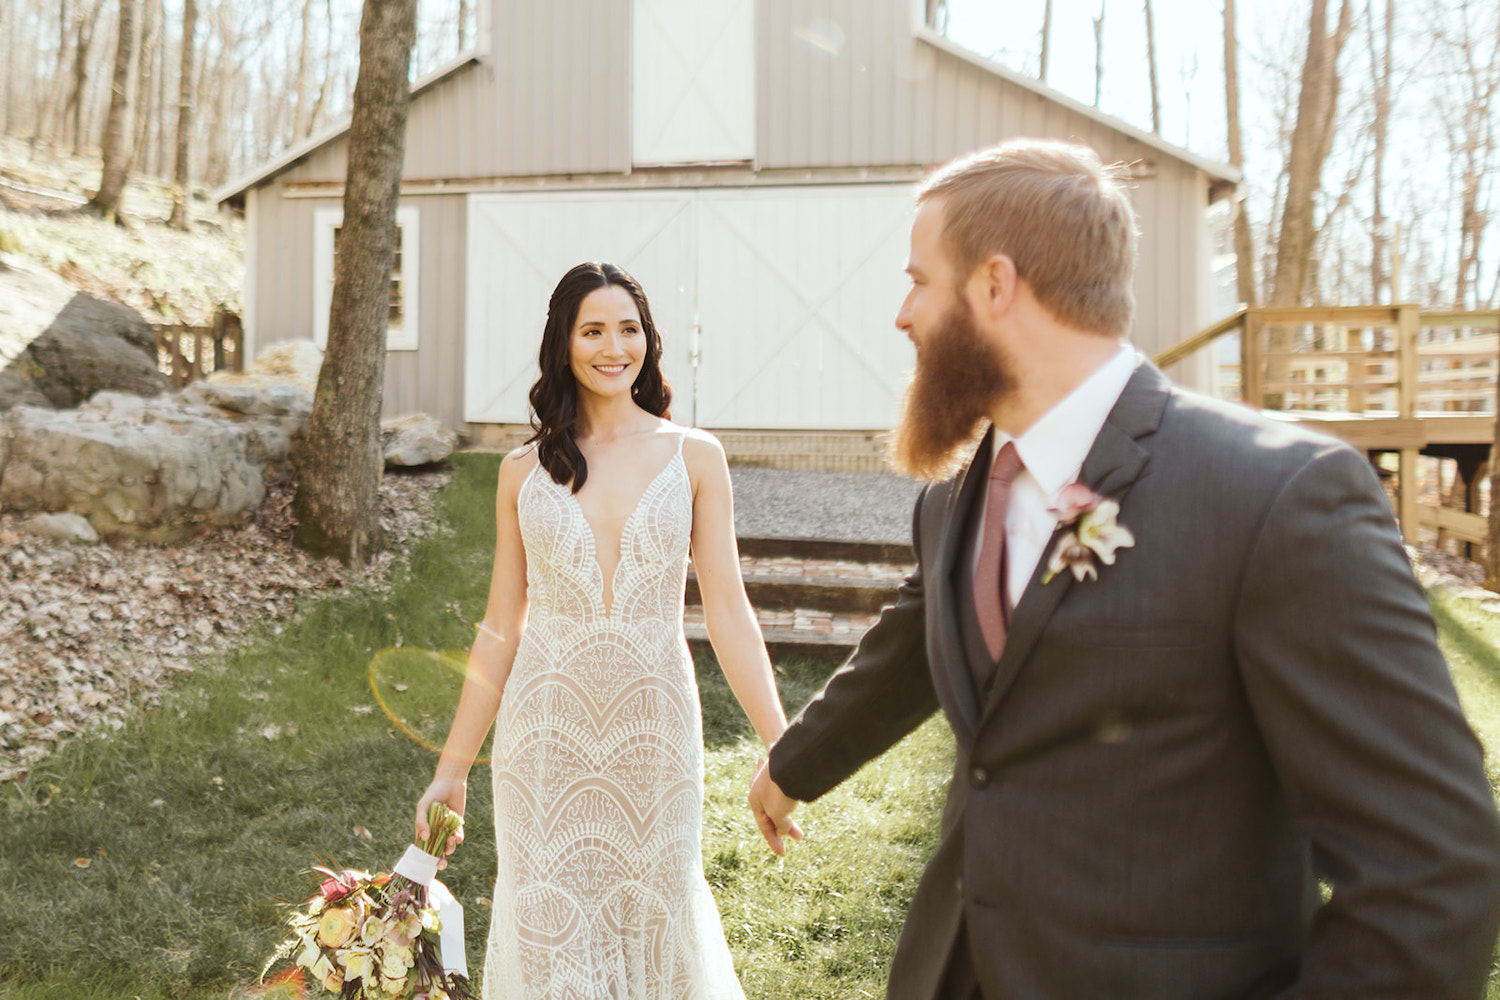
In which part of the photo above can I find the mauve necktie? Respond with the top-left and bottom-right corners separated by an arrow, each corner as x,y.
973,441 -> 1025,663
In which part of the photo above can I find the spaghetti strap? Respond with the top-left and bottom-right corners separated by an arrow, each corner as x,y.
675,431 -> 688,456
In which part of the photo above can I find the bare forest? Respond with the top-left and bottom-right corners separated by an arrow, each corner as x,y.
0,0 -> 471,198
0,0 -> 1496,311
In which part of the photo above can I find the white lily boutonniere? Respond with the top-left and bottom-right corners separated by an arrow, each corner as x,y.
1040,482 -> 1135,584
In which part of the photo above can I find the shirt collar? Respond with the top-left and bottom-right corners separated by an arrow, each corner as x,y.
993,345 -> 1139,498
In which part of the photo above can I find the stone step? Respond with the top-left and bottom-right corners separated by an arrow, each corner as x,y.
684,537 -> 913,660
683,606 -> 880,661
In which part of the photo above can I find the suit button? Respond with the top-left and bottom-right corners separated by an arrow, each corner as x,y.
970,766 -> 990,789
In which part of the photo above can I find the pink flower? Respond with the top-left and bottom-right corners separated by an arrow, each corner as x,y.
1041,487 -> 1134,584
1052,482 -> 1101,523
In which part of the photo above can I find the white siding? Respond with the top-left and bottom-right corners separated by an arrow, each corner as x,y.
465,192 -> 698,424
632,0 -> 756,165
465,185 -> 916,430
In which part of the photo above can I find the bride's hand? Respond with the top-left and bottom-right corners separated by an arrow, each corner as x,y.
415,777 -> 468,867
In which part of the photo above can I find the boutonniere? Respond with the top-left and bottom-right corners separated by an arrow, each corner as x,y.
1040,483 -> 1135,584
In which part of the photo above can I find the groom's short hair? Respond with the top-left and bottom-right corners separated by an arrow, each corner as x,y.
917,138 -> 1139,338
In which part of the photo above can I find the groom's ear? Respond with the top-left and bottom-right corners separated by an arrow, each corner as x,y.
967,253 -> 1019,321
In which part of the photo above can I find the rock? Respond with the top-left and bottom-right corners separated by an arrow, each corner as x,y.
206,339 -> 322,394
0,366 -> 53,410
17,511 -> 99,544
381,413 -> 458,467
182,379 -> 312,418
0,389 -> 308,543
2,288 -> 168,410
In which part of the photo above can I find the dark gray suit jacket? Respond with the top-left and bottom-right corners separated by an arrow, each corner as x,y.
769,362 -> 1500,999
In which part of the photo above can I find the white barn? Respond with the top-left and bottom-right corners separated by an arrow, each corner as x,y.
216,0 -> 1238,445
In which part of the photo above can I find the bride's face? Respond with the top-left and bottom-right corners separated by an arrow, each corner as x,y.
569,284 -> 647,400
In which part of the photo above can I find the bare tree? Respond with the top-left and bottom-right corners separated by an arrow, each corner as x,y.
1092,0 -> 1106,107
1144,0 -> 1161,133
62,0 -> 106,153
1430,0 -> 1499,310
1039,0 -> 1053,83
292,0 -> 315,140
1367,0 -> 1394,302
85,0 -> 136,222
1224,0 -> 1257,308
168,0 -> 196,229
1270,0 -> 1355,308
293,0 -> 419,563
129,0 -> 158,176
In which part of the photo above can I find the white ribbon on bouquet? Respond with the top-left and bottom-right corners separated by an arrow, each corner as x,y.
394,844 -> 469,979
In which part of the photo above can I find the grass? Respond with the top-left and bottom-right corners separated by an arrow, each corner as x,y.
0,452 -> 952,998
11,450 -> 1500,998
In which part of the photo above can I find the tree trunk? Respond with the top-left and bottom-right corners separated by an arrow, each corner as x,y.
293,0 -> 314,140
168,0 -> 195,230
1039,0 -> 1052,82
86,0 -> 136,222
129,0 -> 157,176
1223,0 -> 1257,310
1144,0 -> 1161,133
1092,1 -> 1105,107
32,0 -> 70,148
1368,0 -> 1393,302
64,0 -> 105,154
292,0 -> 418,564
304,0 -> 335,138
1265,0 -> 1352,407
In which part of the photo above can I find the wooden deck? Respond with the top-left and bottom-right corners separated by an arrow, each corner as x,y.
1155,305 -> 1500,553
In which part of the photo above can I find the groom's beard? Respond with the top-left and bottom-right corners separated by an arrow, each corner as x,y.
889,299 -> 1014,481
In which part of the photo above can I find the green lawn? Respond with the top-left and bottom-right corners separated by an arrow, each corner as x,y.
0,453 -> 950,999
5,453 -> 1500,998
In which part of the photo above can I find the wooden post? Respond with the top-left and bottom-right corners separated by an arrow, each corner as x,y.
1394,305 -> 1421,543
1399,448 -> 1420,544
1241,309 -> 1264,408
1396,303 -> 1418,419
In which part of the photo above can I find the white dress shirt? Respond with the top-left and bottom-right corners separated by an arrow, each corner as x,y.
973,346 -> 1140,609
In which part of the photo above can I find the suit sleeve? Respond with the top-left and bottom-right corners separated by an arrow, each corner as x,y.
768,486 -> 943,803
1234,445 -> 1500,999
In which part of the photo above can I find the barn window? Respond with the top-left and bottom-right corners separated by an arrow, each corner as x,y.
312,206 -> 421,352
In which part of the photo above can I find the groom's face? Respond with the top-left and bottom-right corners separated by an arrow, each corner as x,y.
890,201 -> 1014,480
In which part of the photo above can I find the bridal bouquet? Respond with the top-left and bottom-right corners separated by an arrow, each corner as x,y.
262,802 -> 475,999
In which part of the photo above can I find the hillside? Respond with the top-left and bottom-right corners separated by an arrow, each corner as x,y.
0,134 -> 244,327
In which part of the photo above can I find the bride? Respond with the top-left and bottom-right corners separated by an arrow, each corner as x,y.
414,261 -> 792,999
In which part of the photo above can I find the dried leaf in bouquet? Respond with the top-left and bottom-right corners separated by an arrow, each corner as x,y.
260,802 -> 475,999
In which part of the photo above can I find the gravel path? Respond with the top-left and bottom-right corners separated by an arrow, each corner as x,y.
728,467 -> 924,544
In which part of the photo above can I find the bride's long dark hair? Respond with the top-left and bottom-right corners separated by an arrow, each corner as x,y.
527,262 -> 672,493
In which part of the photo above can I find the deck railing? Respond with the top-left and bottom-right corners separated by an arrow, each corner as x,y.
1153,305 -> 1500,552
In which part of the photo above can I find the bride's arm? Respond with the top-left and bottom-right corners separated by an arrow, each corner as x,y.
685,432 -> 788,749
414,448 -> 532,849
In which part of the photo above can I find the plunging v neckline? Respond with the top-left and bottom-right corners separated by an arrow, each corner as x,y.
561,448 -> 685,618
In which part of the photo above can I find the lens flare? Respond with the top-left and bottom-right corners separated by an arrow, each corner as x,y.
367,647 -> 490,762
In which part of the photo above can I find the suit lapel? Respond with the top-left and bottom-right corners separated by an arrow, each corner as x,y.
929,429 -> 994,743
978,362 -> 1171,718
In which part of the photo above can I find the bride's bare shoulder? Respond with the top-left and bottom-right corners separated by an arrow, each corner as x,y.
498,443 -> 541,490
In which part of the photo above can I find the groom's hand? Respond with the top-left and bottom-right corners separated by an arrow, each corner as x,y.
749,758 -> 804,856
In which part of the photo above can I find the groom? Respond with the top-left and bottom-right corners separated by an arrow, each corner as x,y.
748,138 -> 1500,999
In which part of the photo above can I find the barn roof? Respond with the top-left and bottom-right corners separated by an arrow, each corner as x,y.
215,26 -> 1238,208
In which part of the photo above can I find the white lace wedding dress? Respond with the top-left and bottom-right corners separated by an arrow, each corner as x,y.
483,435 -> 744,1000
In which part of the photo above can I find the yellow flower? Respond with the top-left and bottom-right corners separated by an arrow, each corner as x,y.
310,954 -> 343,992
382,969 -> 410,995
380,943 -> 412,980
316,905 -> 358,948
338,946 -> 375,984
